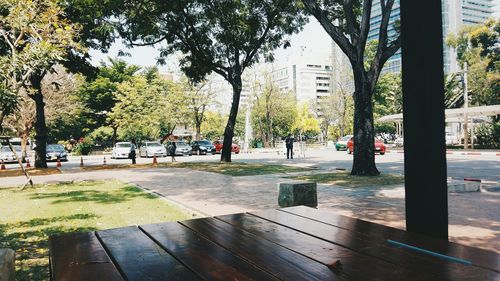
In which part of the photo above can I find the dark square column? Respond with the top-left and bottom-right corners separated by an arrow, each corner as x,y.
400,0 -> 448,239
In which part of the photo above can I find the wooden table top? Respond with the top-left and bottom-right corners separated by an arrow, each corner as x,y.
49,206 -> 500,281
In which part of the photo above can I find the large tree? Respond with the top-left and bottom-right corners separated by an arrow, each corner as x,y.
78,58 -> 141,144
182,76 -> 216,141
251,74 -> 297,148
115,0 -> 307,162
0,0 -> 83,168
302,0 -> 401,175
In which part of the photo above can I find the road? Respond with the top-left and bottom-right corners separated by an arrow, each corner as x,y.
3,147 -> 499,182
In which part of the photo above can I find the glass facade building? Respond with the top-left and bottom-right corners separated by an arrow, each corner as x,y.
370,0 -> 495,74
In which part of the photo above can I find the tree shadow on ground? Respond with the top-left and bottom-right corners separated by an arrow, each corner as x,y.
0,214 -> 99,281
30,185 -> 157,205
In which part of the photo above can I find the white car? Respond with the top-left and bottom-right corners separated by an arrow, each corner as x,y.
111,142 -> 135,159
139,141 -> 167,158
0,146 -> 17,163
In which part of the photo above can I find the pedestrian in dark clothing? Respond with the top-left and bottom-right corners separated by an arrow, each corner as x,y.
169,140 -> 177,162
129,143 -> 136,164
285,134 -> 294,159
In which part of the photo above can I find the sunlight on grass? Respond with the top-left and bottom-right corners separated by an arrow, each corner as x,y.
288,172 -> 405,187
0,180 -> 192,281
80,161 -> 313,176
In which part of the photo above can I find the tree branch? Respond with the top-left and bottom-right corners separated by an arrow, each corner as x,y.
342,0 -> 360,42
302,0 -> 356,61
358,0 -> 373,55
369,0 -> 398,85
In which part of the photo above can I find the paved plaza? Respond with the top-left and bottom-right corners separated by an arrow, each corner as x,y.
1,148 -> 499,253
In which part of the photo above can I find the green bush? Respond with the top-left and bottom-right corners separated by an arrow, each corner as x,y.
89,126 -> 114,147
474,121 -> 500,149
73,139 -> 93,155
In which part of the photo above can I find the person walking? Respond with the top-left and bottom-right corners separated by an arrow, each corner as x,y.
129,142 -> 136,164
285,134 -> 294,159
169,138 -> 177,162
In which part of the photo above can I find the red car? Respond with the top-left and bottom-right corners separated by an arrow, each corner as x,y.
347,137 -> 386,155
214,141 -> 240,154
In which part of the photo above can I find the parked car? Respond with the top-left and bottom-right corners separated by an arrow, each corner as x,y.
190,140 -> 215,155
111,142 -> 135,159
0,146 -> 17,163
165,141 -> 192,156
46,144 -> 68,161
139,141 -> 167,158
213,140 -> 240,154
335,135 -> 353,151
347,137 -> 386,155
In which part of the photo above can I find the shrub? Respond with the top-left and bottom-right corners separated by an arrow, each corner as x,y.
73,139 -> 93,155
474,121 -> 500,149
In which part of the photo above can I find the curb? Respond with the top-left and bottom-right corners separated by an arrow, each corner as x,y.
386,150 -> 499,156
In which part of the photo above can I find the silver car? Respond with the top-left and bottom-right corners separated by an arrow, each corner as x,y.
166,141 -> 192,156
0,146 -> 17,163
139,141 -> 167,158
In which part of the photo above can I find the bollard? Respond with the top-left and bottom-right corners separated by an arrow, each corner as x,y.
103,156 -> 107,165
0,160 -> 5,170
25,158 -> 31,168
80,157 -> 84,167
153,155 -> 158,165
56,159 -> 62,168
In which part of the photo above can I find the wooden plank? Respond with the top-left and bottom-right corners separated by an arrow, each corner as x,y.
251,209 -> 499,281
96,226 -> 200,281
49,232 -> 124,281
216,213 -> 430,281
180,217 -> 345,281
140,222 -> 278,281
281,206 -> 500,272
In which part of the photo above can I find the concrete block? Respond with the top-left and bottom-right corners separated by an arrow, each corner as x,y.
447,181 -> 480,193
278,182 -> 317,208
0,249 -> 15,281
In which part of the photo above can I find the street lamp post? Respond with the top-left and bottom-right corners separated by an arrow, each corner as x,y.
463,64 -> 469,150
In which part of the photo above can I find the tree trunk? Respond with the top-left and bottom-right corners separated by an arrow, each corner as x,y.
31,91 -> 48,168
0,113 -> 4,133
112,126 -> 118,146
21,132 -> 29,161
195,123 -> 201,141
221,77 -> 242,162
351,70 -> 379,176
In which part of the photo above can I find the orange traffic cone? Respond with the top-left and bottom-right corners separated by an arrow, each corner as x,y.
0,160 -> 5,170
56,159 -> 62,168
103,156 -> 107,165
153,155 -> 158,165
25,158 -> 31,168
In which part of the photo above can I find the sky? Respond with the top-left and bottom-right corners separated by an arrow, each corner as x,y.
89,3 -> 500,74
88,17 -> 333,74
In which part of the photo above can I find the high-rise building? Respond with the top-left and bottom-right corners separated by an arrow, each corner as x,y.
369,0 -> 495,74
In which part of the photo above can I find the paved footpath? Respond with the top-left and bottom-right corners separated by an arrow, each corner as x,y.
1,167 -> 498,253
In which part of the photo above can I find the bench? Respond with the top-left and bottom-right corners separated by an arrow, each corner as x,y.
49,206 -> 499,281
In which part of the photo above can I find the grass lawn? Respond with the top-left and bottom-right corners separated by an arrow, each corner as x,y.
289,171 -> 405,187
80,161 -> 313,176
0,180 -> 192,281
173,162 -> 313,176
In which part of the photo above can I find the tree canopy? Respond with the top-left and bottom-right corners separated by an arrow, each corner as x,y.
302,0 -> 401,175
113,0 -> 307,161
